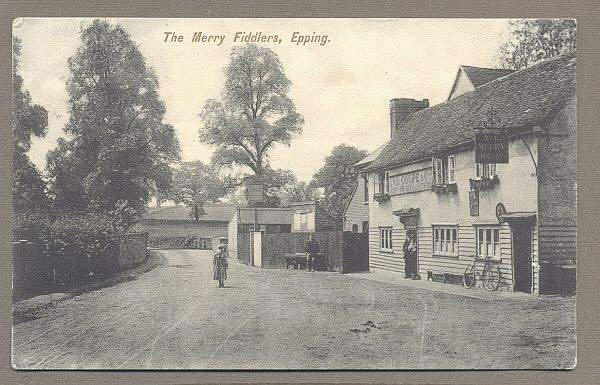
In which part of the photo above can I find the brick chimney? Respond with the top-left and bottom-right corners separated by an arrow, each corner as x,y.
390,98 -> 429,138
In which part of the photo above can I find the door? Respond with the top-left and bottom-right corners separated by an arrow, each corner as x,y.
252,231 -> 262,267
512,224 -> 533,293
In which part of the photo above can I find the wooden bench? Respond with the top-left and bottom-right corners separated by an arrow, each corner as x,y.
427,270 -> 463,284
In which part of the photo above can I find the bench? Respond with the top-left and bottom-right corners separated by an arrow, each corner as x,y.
427,270 -> 463,285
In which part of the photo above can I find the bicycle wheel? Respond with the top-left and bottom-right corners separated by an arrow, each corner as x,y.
482,265 -> 501,291
463,264 -> 476,288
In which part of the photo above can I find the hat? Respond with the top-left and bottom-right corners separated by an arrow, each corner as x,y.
218,244 -> 226,249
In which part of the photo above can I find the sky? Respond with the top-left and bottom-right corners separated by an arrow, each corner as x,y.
14,18 -> 511,182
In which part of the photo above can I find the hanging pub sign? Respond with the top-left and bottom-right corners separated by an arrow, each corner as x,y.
474,128 -> 509,164
469,190 -> 479,217
246,181 -> 265,205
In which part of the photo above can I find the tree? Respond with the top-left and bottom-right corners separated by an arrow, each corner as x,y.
497,19 -> 576,70
171,161 -> 227,221
12,36 -> 50,214
47,20 -> 180,229
310,144 -> 367,218
199,44 -> 303,177
280,178 -> 318,207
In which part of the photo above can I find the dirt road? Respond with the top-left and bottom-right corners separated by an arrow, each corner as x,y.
12,249 -> 576,369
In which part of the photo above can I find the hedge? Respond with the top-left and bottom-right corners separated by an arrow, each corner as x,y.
148,235 -> 212,249
13,213 -> 121,284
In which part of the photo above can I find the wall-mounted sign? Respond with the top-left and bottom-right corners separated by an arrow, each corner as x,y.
475,128 -> 509,164
389,168 -> 432,196
469,190 -> 479,217
495,202 -> 507,222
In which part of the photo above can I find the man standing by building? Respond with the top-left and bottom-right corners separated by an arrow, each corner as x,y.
305,234 -> 320,272
403,230 -> 418,279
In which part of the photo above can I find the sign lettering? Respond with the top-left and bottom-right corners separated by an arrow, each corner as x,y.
475,129 -> 509,163
389,169 -> 432,196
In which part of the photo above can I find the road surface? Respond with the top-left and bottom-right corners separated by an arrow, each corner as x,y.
12,249 -> 576,369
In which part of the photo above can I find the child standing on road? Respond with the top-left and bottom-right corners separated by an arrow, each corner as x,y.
213,244 -> 228,288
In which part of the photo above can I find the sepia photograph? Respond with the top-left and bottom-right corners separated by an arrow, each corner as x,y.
10,17 -> 576,370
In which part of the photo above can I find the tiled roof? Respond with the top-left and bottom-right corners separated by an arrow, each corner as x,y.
353,144 -> 385,168
142,204 -> 236,222
461,65 -> 515,88
367,52 -> 576,171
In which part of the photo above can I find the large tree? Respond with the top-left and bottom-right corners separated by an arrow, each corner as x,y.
12,36 -> 50,214
497,19 -> 576,70
279,177 -> 319,207
47,20 -> 180,229
310,144 -> 367,218
171,161 -> 227,221
199,44 -> 303,177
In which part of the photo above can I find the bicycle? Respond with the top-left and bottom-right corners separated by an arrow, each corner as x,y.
463,255 -> 501,291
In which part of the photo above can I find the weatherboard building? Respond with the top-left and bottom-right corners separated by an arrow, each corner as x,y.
361,52 -> 576,294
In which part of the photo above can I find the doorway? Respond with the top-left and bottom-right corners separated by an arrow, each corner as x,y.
512,224 -> 533,293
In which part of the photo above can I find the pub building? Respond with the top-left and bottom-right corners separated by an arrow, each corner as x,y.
361,52 -> 576,294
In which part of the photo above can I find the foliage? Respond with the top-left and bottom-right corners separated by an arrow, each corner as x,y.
279,177 -> 319,206
12,36 -> 50,214
497,19 -> 576,70
13,212 -> 121,282
171,161 -> 227,221
46,19 -> 180,229
13,212 -> 52,242
199,44 -> 303,177
310,144 -> 368,217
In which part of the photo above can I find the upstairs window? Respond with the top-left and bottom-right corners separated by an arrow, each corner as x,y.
476,163 -> 496,179
300,213 -> 308,230
432,158 -> 444,185
447,155 -> 456,184
432,156 -> 457,185
363,175 -> 369,202
374,172 -> 389,195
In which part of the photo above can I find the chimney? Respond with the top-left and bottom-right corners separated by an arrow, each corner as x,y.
390,98 -> 429,138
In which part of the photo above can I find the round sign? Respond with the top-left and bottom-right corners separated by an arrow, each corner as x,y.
495,203 -> 507,223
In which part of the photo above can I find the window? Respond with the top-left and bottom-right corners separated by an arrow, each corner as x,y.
432,225 -> 458,256
352,224 -> 359,233
374,172 -> 389,195
363,175 -> 369,202
379,227 -> 393,251
300,213 -> 308,230
447,155 -> 456,184
476,163 -> 497,179
432,158 -> 444,185
476,226 -> 500,259
362,221 -> 369,233
433,156 -> 457,185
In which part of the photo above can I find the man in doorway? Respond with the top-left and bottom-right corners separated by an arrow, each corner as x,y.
305,234 -> 320,272
403,230 -> 419,279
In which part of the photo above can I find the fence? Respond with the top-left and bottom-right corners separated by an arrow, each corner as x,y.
236,231 -> 368,273
13,233 -> 148,302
